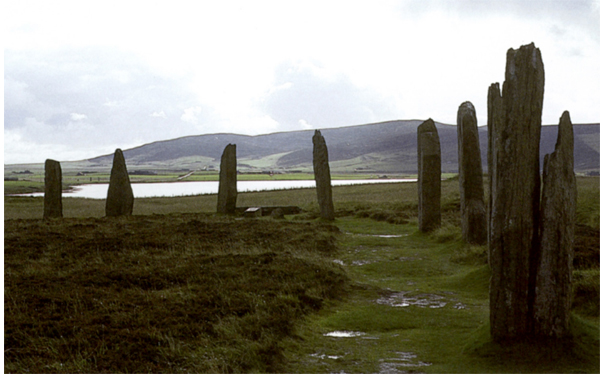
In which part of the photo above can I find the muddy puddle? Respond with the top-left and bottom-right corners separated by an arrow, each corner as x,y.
324,330 -> 366,338
333,257 -> 418,267
346,233 -> 408,238
309,353 -> 343,360
333,259 -> 378,266
308,346 -> 431,373
379,351 -> 432,373
376,291 -> 462,309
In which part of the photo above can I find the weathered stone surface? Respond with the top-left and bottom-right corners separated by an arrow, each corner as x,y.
533,111 -> 577,338
43,159 -> 63,219
243,207 -> 262,218
487,83 -> 503,251
270,208 -> 285,220
489,43 -> 544,341
312,130 -> 334,220
235,206 -> 302,215
217,144 -> 237,214
105,149 -> 134,217
417,119 -> 441,232
457,102 -> 487,245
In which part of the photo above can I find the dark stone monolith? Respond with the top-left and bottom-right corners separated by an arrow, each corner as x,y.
457,102 -> 487,245
487,83 -> 503,252
43,159 -> 63,219
217,144 -> 237,214
105,149 -> 134,217
417,119 -> 441,232
312,130 -> 334,220
489,43 -> 544,341
533,111 -> 576,338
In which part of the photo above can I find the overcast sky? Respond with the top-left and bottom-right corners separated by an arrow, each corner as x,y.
4,0 -> 599,164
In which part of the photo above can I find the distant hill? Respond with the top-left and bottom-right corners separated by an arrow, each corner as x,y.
84,120 -> 599,174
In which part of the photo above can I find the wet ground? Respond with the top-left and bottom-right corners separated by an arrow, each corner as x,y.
286,218 -> 484,373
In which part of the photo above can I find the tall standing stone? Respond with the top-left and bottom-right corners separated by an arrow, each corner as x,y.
417,119 -> 441,232
312,130 -> 334,220
533,111 -> 576,338
489,43 -> 544,341
105,149 -> 134,217
217,144 -> 237,214
457,102 -> 487,245
487,83 -> 503,251
43,159 -> 63,219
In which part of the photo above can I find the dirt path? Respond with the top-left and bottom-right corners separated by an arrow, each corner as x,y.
285,217 -> 490,373
176,171 -> 195,180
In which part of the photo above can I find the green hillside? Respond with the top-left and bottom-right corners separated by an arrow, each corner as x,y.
5,120 -> 599,175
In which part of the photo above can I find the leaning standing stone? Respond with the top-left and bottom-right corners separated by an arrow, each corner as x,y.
533,111 -> 577,338
457,102 -> 487,245
216,144 -> 237,214
312,130 -> 334,220
105,149 -> 134,217
43,159 -> 63,219
489,43 -> 544,341
417,119 -> 441,232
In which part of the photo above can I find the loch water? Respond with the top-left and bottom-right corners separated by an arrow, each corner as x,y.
15,179 -> 416,199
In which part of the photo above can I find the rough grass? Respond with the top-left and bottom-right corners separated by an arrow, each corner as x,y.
4,177 -> 599,372
462,315 -> 600,373
4,215 -> 347,373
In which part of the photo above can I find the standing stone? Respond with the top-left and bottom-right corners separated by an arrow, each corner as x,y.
457,102 -> 487,245
489,43 -> 544,341
533,111 -> 577,338
312,130 -> 334,220
217,144 -> 237,214
417,119 -> 441,232
105,149 -> 134,217
487,83 -> 503,252
43,159 -> 63,219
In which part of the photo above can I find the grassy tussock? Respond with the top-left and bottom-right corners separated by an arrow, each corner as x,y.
4,215 -> 347,373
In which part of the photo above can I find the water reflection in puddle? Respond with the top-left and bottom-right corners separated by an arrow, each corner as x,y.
377,291 -> 447,308
379,351 -> 432,373
309,353 -> 342,360
324,331 -> 366,338
334,257 -> 416,267
346,233 -> 408,238
351,260 -> 372,266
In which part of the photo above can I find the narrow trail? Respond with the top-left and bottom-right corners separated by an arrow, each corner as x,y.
286,217 -> 489,373
176,171 -> 195,180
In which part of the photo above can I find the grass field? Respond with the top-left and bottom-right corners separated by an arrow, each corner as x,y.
4,177 -> 599,372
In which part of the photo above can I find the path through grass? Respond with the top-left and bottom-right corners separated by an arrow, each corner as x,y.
284,217 -> 599,373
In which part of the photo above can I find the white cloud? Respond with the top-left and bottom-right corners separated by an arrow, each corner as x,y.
260,60 -> 400,130
103,100 -> 119,107
3,1 -> 599,164
181,106 -> 202,124
3,129 -> 116,164
150,111 -> 167,119
70,113 -> 87,121
298,119 -> 312,130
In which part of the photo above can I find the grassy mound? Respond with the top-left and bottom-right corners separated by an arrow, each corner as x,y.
4,215 -> 347,373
